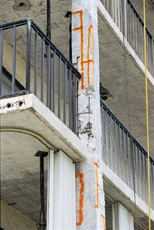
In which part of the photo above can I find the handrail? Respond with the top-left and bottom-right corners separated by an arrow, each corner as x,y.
101,0 -> 154,76
101,99 -> 154,208
0,19 -> 81,133
0,19 -> 82,80
100,99 -> 154,164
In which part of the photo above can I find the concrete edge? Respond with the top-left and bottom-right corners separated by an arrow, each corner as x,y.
0,93 -> 89,162
102,162 -> 154,222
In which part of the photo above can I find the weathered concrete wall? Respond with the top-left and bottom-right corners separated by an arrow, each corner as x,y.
1,201 -> 37,230
72,0 -> 105,229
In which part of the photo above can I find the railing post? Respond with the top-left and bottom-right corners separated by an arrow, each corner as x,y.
26,19 -> 31,92
124,0 -> 127,39
0,29 -> 3,96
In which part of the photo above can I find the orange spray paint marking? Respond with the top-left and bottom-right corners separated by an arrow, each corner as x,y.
72,10 -> 84,90
76,172 -> 85,226
94,161 -> 99,208
87,25 -> 95,87
101,214 -> 106,230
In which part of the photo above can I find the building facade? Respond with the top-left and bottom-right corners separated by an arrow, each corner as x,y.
0,0 -> 154,229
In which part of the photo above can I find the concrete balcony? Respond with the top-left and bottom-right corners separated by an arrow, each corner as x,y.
101,99 -> 154,228
0,19 -> 87,229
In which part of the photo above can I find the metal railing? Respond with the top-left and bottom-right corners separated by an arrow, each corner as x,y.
0,19 -> 82,133
101,99 -> 154,209
101,0 -> 154,76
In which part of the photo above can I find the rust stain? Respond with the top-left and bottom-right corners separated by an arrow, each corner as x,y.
94,161 -> 99,208
76,172 -> 85,226
101,214 -> 106,230
72,10 -> 84,90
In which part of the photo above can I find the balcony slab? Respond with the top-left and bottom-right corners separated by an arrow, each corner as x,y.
0,93 -> 88,162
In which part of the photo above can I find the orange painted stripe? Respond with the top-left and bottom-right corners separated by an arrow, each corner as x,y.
94,161 -> 99,208
82,60 -> 93,64
101,214 -> 106,230
76,172 -> 85,226
72,10 -> 84,90
87,25 -> 95,87
72,26 -> 83,32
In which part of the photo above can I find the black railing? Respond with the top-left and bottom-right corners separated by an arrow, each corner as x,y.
0,19 -> 82,133
101,0 -> 154,76
101,99 -> 154,209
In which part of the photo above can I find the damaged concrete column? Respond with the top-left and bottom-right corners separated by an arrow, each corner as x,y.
72,0 -> 105,229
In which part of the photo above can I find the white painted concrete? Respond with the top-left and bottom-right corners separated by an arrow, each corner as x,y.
0,93 -> 88,162
72,0 -> 105,229
114,203 -> 134,230
102,161 -> 154,222
53,150 -> 76,230
47,150 -> 54,230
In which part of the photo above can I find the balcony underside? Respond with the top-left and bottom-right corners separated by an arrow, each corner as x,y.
0,93 -> 87,221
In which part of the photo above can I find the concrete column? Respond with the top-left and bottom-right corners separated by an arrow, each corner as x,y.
114,203 -> 134,230
72,0 -> 105,229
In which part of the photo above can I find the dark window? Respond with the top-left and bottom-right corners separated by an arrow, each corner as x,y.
105,199 -> 113,230
1,67 -> 24,96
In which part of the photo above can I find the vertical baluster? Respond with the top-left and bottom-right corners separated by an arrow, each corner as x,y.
124,0 -> 127,39
129,4 -> 132,46
58,56 -> 61,119
122,129 -> 126,182
127,133 -> 131,187
112,0 -> 114,22
138,19 -> 141,58
41,38 -> 44,102
141,22 -> 144,62
110,115 -> 113,170
118,124 -> 122,178
73,73 -> 77,133
152,161 -> 154,209
150,160 -> 153,209
145,154 -> 148,203
12,26 -> 16,94
138,148 -> 142,199
47,44 -> 51,109
101,105 -> 105,161
114,119 -> 118,175
130,137 -> 134,190
69,68 -> 72,130
115,0 -> 117,24
152,39 -> 154,76
105,110 -> 109,166
0,28 -> 3,96
141,151 -> 146,202
132,9 -> 135,49
53,50 -> 56,113
26,19 -> 31,91
34,30 -> 38,96
63,62 -> 67,124
137,17 -> 140,56
134,144 -> 138,195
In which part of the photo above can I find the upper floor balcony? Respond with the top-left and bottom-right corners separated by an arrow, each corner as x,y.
0,19 -> 81,133
100,0 -> 154,77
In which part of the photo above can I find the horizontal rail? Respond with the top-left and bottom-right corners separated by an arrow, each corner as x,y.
101,99 -> 154,209
101,0 -> 154,77
0,19 -> 81,133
